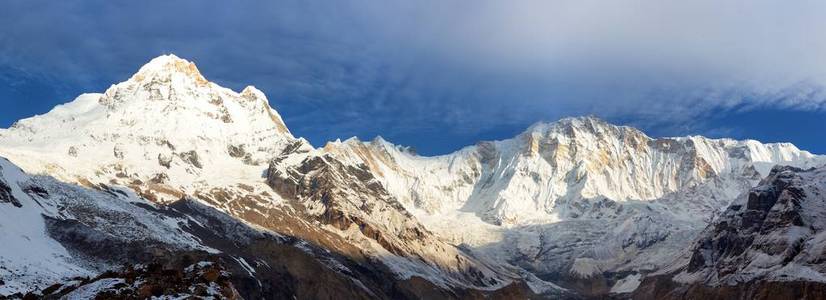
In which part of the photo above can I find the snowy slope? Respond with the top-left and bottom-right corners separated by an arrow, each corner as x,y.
0,157 -> 210,296
0,158 -> 91,295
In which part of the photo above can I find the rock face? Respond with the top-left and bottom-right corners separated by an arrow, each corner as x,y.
685,166 -> 811,276
265,140 -> 530,291
0,174 -> 20,208
1,54 -> 825,298
633,165 -> 826,299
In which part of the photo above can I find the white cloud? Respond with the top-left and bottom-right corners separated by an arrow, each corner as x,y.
1,0 -> 825,152
349,0 -> 826,120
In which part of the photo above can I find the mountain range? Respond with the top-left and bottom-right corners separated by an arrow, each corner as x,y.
1,55 -> 825,299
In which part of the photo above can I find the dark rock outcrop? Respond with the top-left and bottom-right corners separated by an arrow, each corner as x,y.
179,150 -> 203,169
0,178 -> 20,207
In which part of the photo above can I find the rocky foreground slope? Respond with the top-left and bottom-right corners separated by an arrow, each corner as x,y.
634,165 -> 826,299
0,156 -> 542,299
1,54 -> 825,298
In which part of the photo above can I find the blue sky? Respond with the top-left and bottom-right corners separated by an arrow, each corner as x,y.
1,1 -> 825,155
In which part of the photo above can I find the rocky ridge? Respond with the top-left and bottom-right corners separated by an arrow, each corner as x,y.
633,165 -> 826,299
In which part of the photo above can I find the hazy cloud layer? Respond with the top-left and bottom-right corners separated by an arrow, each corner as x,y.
1,0 -> 825,154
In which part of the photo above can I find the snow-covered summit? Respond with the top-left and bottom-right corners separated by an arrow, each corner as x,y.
330,115 -> 821,223
525,115 -> 635,134
0,54 -> 294,199
128,54 -> 209,85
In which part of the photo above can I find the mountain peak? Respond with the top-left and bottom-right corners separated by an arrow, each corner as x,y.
524,115 -> 646,139
240,85 -> 266,100
129,54 -> 209,86
0,54 -> 296,191
526,115 -> 602,131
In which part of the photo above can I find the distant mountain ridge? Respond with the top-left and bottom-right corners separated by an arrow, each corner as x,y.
1,54 -> 824,299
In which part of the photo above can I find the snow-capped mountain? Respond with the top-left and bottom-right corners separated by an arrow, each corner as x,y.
0,54 -> 293,198
297,116 -> 823,295
1,54 -> 824,298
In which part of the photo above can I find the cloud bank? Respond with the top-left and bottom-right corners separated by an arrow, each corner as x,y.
1,0 -> 825,153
